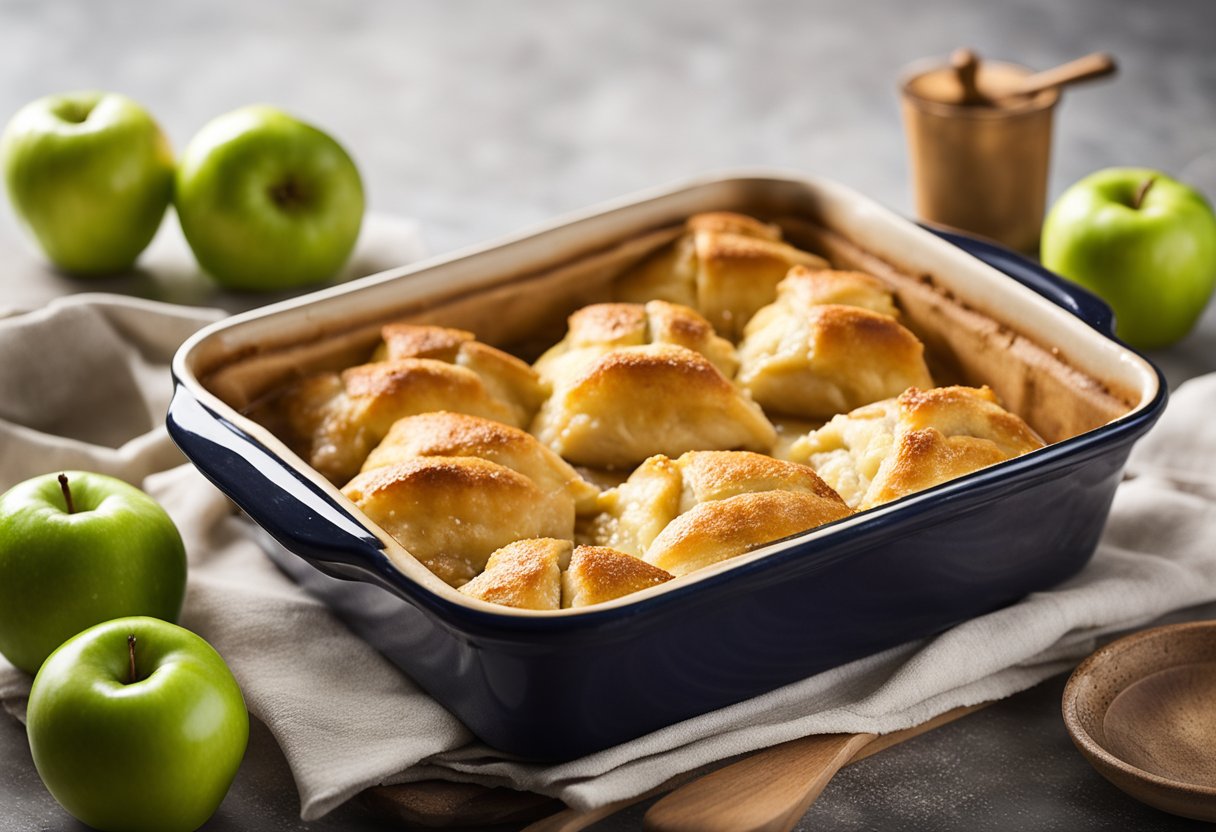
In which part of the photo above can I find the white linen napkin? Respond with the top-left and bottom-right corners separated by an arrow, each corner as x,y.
1,293 -> 1215,821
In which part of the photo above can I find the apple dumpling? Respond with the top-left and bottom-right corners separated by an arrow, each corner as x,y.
615,212 -> 829,339
530,343 -> 776,468
533,299 -> 739,382
456,538 -> 674,610
361,411 -> 599,513
736,268 -> 934,420
259,324 -> 546,484
784,385 -> 1046,510
343,457 -> 575,588
591,450 -> 852,576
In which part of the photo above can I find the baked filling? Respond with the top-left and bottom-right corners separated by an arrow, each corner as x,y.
252,211 -> 1046,609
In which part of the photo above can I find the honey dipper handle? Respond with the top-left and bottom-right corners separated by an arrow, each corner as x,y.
642,732 -> 877,832
1013,52 -> 1117,97
951,48 -> 984,105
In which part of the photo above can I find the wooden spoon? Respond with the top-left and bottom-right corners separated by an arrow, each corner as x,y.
642,704 -> 981,832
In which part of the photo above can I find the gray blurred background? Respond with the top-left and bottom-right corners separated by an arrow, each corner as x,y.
2,0 -> 1213,258
2,2 -> 1216,830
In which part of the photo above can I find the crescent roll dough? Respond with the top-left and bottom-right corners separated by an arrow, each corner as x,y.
343,457 -> 574,588
737,268 -> 932,419
264,324 -> 546,484
534,300 -> 739,381
615,212 -> 830,339
373,324 -> 547,423
458,538 -> 571,610
592,450 -> 852,576
457,538 -> 674,610
530,344 -> 776,468
361,411 -> 599,513
785,386 -> 1045,510
762,266 -> 901,318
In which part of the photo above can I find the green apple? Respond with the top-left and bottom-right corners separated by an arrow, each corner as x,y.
1042,167 -> 1216,349
28,616 -> 248,832
0,91 -> 174,275
175,105 -> 364,291
0,471 -> 186,674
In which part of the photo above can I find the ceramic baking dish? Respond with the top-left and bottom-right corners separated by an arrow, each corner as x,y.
168,172 -> 1166,760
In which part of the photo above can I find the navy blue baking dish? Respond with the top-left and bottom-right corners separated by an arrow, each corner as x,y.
168,173 -> 1166,760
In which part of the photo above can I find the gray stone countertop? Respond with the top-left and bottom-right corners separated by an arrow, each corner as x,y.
2,1 -> 1216,829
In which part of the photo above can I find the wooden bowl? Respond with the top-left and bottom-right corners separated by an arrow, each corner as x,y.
1062,620 -> 1216,821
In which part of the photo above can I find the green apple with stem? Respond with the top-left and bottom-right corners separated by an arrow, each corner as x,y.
0,471 -> 186,674
175,105 -> 365,291
28,616 -> 249,832
1042,167 -> 1216,349
0,91 -> 174,275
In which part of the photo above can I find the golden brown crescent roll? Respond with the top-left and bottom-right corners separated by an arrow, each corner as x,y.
533,300 -> 739,381
645,490 -> 853,576
592,450 -> 852,576
342,458 -> 574,587
458,538 -> 571,610
737,302 -> 934,419
762,266 -> 901,318
373,324 -> 546,424
530,344 -> 777,468
786,386 -> 1045,510
615,212 -> 829,339
264,325 -> 545,484
457,538 -> 673,610
362,411 -> 599,512
562,545 -> 674,607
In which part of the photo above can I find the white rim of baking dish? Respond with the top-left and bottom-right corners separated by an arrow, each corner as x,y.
172,169 -> 1163,619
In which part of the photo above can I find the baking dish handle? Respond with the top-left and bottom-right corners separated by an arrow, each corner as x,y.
166,384 -> 384,568
927,227 -> 1117,336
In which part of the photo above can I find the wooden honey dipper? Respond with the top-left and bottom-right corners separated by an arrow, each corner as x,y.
951,48 -> 1117,106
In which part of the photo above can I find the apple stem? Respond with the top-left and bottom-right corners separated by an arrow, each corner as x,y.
57,474 -> 75,515
128,634 -> 137,684
1132,177 -> 1156,210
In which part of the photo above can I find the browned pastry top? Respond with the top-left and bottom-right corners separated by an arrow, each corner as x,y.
457,538 -> 674,610
592,450 -> 852,576
614,211 -> 829,339
787,385 -> 1045,510
531,344 -> 775,468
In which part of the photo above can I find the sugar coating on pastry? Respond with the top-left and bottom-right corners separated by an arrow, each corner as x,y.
786,386 -> 1045,510
763,266 -> 901,318
530,343 -> 776,468
615,212 -> 829,340
459,538 -> 572,610
456,538 -> 673,610
592,450 -> 852,575
362,411 -> 599,513
737,303 -> 934,419
562,545 -> 673,608
374,324 -> 546,425
645,490 -> 852,576
263,324 -> 546,484
534,300 -> 739,381
342,457 -> 575,587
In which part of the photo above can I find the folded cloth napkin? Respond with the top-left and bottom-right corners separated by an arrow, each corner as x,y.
2,292 -> 1216,821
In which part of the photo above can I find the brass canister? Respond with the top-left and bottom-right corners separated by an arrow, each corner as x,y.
900,59 -> 1059,253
